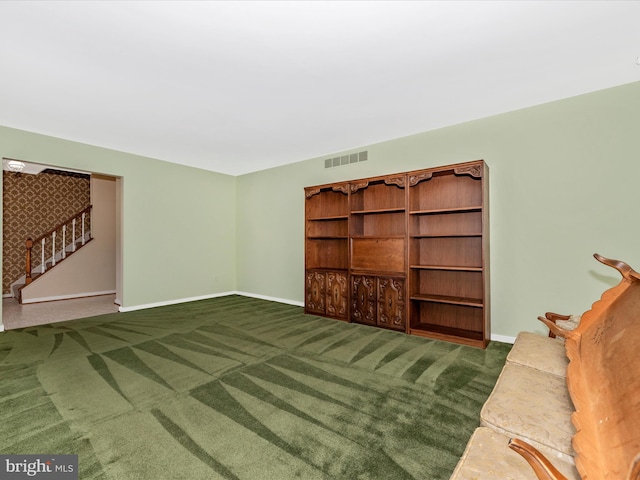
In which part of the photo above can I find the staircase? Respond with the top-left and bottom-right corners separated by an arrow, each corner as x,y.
11,206 -> 93,304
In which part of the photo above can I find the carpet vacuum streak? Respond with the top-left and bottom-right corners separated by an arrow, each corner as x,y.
0,295 -> 511,479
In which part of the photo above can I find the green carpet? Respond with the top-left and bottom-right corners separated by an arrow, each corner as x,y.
0,295 -> 511,479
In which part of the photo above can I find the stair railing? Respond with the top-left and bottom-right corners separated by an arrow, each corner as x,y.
24,205 -> 92,285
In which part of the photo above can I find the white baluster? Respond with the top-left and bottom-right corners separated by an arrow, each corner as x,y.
72,218 -> 77,252
82,213 -> 86,245
62,225 -> 66,259
52,231 -> 56,266
41,238 -> 46,273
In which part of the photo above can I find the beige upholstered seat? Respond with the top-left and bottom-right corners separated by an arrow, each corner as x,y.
450,427 -> 580,480
506,331 -> 568,378
480,363 -> 575,464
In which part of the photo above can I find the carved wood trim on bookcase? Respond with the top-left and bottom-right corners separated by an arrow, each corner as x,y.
305,187 -> 321,199
350,181 -> 369,193
408,172 -> 433,186
384,175 -> 406,188
332,184 -> 350,195
454,164 -> 483,178
306,184 -> 349,198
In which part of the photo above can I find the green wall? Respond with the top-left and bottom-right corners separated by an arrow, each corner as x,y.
0,126 -> 237,324
236,81 -> 640,339
3,81 -> 638,339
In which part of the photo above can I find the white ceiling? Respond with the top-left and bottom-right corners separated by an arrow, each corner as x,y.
1,1 -> 639,176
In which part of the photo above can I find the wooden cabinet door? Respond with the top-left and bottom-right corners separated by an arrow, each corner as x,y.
377,277 -> 406,330
326,271 -> 348,319
305,271 -> 326,315
351,275 -> 376,325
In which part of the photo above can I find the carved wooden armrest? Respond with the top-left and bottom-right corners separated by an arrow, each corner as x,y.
508,438 -> 568,480
628,454 -> 640,480
539,312 -> 571,338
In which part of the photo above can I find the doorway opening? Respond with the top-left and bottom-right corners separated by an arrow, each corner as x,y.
1,158 -> 123,330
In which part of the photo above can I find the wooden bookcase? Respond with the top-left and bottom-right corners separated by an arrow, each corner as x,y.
304,183 -> 350,320
304,160 -> 489,347
350,174 -> 407,331
407,161 -> 489,347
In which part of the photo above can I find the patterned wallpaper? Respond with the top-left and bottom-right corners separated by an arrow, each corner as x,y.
3,170 -> 91,294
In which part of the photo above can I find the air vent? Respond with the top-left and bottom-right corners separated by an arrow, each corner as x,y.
324,150 -> 368,168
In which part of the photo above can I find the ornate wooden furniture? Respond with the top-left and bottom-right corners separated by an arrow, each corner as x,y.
304,160 -> 490,347
514,254 -> 640,480
451,253 -> 640,479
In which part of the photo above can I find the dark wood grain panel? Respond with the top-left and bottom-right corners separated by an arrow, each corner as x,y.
351,237 -> 405,273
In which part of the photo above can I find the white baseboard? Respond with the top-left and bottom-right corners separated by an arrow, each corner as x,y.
118,292 -> 517,343
2,293 -> 13,299
113,292 -> 520,345
118,291 -> 304,313
0,323 -> 4,332
21,290 -> 117,304
118,291 -> 237,313
233,291 -> 304,307
491,333 -> 516,344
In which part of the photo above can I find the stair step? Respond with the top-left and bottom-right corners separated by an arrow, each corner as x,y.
12,235 -> 93,304
11,283 -> 24,299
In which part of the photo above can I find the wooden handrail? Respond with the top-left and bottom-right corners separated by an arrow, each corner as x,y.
25,238 -> 33,285
24,205 -> 92,285
32,205 -> 92,244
